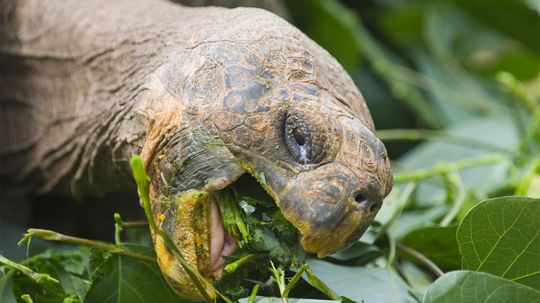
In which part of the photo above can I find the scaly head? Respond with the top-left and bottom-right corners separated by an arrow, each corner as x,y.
139,8 -> 392,300
201,12 -> 393,257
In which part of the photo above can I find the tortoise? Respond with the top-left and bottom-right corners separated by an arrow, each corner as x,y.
0,0 -> 393,300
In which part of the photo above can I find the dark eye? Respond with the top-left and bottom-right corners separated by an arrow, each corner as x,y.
285,114 -> 318,165
293,127 -> 305,146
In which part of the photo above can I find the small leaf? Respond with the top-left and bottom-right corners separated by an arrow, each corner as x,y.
457,196 -> 540,290
305,259 -> 409,303
84,254 -> 182,303
423,270 -> 540,303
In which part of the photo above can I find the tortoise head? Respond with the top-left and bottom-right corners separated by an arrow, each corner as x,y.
141,8 -> 392,300
202,15 -> 393,257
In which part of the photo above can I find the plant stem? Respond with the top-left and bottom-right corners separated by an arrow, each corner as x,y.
304,266 -> 340,301
130,155 -> 216,302
515,157 -> 540,196
0,254 -> 59,285
497,72 -> 540,120
248,284 -> 260,303
440,169 -> 465,227
18,229 -> 156,263
393,154 -> 504,184
376,182 -> 416,241
122,221 -> 149,228
224,253 -> 255,273
397,244 -> 444,278
283,264 -> 308,299
114,213 -> 123,245
376,129 -> 514,153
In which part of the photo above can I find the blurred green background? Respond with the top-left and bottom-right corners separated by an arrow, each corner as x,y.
285,0 -> 539,157
1,1 -> 539,302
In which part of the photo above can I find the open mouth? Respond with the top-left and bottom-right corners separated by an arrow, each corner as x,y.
208,173 -> 303,277
208,173 -> 277,276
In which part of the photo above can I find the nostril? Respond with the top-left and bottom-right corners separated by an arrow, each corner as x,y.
354,192 -> 366,204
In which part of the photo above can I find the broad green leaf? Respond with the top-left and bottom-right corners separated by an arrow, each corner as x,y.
84,255 -> 182,303
239,298 -> 340,303
305,259 -> 410,303
457,197 -> 540,290
402,226 -> 460,270
423,270 -> 540,303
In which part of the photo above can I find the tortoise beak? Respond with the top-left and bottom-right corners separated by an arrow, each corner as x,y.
276,163 -> 382,257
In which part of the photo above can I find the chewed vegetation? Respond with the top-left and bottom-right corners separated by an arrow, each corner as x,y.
1,0 -> 540,302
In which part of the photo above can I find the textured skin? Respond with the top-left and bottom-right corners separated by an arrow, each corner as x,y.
0,0 -> 392,300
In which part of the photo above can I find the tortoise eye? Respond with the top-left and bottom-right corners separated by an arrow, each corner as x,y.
293,127 -> 305,146
284,115 -> 315,165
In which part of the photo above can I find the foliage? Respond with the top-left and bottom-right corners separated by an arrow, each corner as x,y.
1,0 -> 540,302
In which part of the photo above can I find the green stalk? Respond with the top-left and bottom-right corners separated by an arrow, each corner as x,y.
0,255 -> 59,286
440,169 -> 465,227
394,154 -> 504,184
397,244 -> 444,278
224,253 -> 255,273
248,284 -> 260,303
18,229 -> 155,263
376,129 -> 514,154
282,264 -> 308,299
304,266 -> 340,301
130,155 -> 216,303
497,72 -> 540,120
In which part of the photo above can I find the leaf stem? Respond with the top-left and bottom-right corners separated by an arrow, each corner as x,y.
224,253 -> 255,273
515,157 -> 540,196
397,244 -> 444,278
394,154 -> 504,184
122,221 -> 149,228
376,182 -> 416,241
376,129 -> 514,153
114,213 -> 123,245
17,229 -> 156,263
282,264 -> 308,298
248,284 -> 260,303
130,155 -> 216,302
440,169 -> 466,227
497,72 -> 540,120
304,266 -> 340,301
0,254 -> 60,286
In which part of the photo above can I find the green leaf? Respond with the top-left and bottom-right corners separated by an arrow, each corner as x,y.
84,255 -> 182,303
457,196 -> 540,290
402,226 -> 460,270
305,259 -> 409,303
423,270 -> 540,303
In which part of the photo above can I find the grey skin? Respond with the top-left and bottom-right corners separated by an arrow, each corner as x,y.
0,0 -> 392,300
